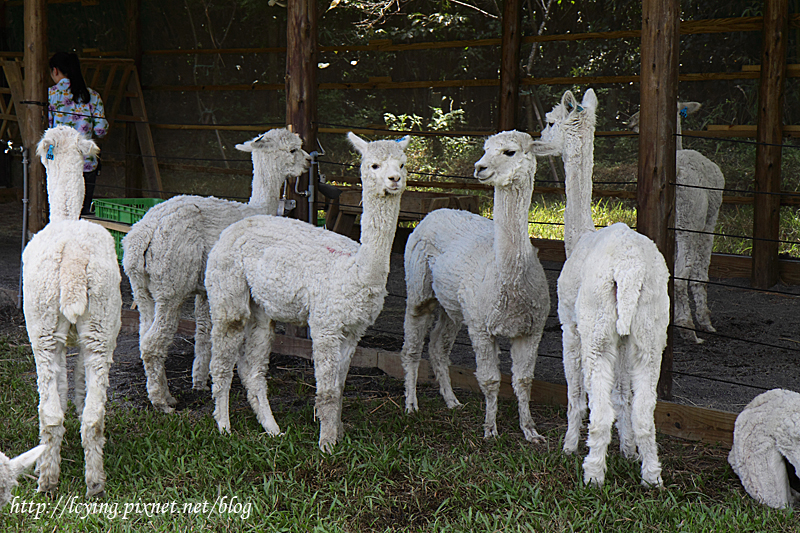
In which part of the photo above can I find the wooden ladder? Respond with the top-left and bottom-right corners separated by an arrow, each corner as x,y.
1,58 -> 164,198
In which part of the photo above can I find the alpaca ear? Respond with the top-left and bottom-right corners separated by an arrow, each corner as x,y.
347,132 -> 369,154
8,445 -> 45,477
235,140 -> 254,153
561,90 -> 576,111
582,89 -> 598,113
627,111 -> 641,133
78,137 -> 99,157
36,136 -> 53,160
395,135 -> 411,150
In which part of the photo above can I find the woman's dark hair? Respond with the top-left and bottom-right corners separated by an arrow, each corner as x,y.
49,52 -> 90,104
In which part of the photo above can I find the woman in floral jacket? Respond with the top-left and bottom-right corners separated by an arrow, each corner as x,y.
48,52 -> 109,215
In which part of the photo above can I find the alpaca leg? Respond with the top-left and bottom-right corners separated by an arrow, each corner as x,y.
399,302 -> 435,412
469,328 -> 501,439
312,334 -> 356,452
73,347 -> 85,416
674,242 -> 700,343
79,348 -> 110,498
691,232 -> 716,333
333,336 -> 359,441
240,308 -> 281,436
210,318 -> 247,434
428,310 -> 462,410
139,299 -> 181,412
613,356 -> 636,459
33,335 -> 67,494
510,334 -> 544,443
581,333 -> 617,486
562,322 -> 585,454
192,293 -> 213,391
629,353 -> 663,488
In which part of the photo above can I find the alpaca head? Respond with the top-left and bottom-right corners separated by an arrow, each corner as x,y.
0,445 -> 45,508
236,128 -> 311,178
626,101 -> 701,133
36,126 -> 99,220
474,130 -> 537,188
347,132 -> 410,198
537,89 -> 598,155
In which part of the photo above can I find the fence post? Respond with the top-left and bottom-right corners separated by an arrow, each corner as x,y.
638,0 -> 679,399
752,0 -> 788,289
285,0 -> 317,225
22,0 -> 47,234
498,0 -> 522,132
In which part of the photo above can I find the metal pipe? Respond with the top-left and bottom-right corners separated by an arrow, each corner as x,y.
308,151 -> 318,225
18,147 -> 29,309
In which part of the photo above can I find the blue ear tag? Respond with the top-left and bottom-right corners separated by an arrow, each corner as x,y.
680,107 -> 688,119
46,145 -> 54,160
576,104 -> 584,112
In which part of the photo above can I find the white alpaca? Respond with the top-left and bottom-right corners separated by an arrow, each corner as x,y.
399,130 -> 550,442
628,102 -> 725,343
206,132 -> 410,451
539,90 -> 670,487
23,126 -> 122,497
729,389 -> 800,509
0,445 -> 45,508
122,128 -> 310,412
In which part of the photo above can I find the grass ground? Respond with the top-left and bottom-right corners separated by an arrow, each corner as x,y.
1,337 -> 799,532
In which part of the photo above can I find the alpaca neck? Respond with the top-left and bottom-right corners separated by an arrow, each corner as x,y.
248,154 -> 289,215
47,167 -> 84,223
355,190 -> 402,287
563,129 -> 596,258
492,171 -> 535,283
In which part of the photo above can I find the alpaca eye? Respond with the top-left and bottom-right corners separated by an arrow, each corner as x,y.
371,163 -> 379,169
400,163 -> 404,169
503,150 -> 516,157
290,149 -> 297,154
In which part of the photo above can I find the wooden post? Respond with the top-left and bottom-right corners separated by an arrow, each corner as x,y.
498,0 -> 522,132
22,0 -> 47,234
125,0 -> 144,198
752,0 -> 788,289
285,0 -> 317,224
638,0 -> 679,399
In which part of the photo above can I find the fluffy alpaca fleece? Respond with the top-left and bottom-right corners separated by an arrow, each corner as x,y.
23,126 -> 122,497
729,389 -> 800,509
122,128 -> 310,412
628,102 -> 724,343
0,445 -> 45,508
399,130 -> 550,442
206,132 -> 410,451
539,90 -> 670,487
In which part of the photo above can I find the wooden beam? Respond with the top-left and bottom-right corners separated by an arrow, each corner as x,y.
23,0 -> 47,233
285,0 -> 317,225
752,0 -> 788,289
498,0 -> 521,132
638,0 -> 679,400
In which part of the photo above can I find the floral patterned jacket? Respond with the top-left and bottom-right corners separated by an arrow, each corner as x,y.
48,78 -> 109,172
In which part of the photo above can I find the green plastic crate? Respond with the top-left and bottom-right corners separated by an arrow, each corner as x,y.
93,198 -> 165,225
108,228 -> 125,265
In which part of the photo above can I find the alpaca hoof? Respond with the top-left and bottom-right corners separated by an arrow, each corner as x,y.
562,443 -> 578,455
483,426 -> 499,439
641,476 -> 663,489
522,427 -> 545,444
153,402 -> 175,414
166,394 -> 179,407
192,381 -> 210,392
584,472 -> 604,487
404,399 -> 419,413
698,323 -> 716,333
86,484 -> 106,499
318,437 -> 337,454
445,399 -> 464,410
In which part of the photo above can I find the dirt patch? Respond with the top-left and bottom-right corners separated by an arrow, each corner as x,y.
2,199 -> 800,417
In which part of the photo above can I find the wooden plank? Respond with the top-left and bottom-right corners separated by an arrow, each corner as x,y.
23,0 -> 47,233
752,0 -> 788,289
83,216 -> 132,233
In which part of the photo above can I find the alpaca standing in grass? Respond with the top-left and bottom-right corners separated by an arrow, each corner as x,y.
399,130 -> 550,442
0,445 -> 45,507
539,90 -> 669,487
729,389 -> 800,509
123,128 -> 310,412
23,126 -> 122,497
628,102 -> 724,343
206,133 -> 410,452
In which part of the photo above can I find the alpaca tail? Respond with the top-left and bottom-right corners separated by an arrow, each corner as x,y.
121,221 -> 153,291
613,250 -> 646,337
59,245 -> 90,323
